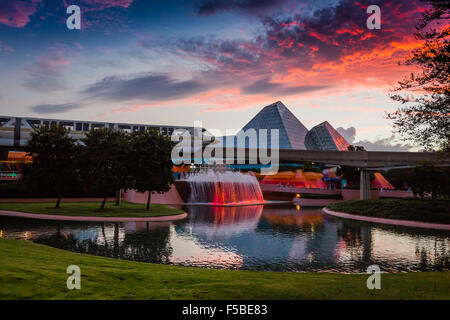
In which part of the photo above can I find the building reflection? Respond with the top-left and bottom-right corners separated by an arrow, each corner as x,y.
0,207 -> 448,272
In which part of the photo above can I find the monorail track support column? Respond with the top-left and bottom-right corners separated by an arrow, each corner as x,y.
360,169 -> 371,200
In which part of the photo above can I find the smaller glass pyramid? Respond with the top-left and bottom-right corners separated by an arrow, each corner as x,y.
304,121 -> 350,151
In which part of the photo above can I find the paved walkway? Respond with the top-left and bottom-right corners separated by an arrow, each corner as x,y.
323,208 -> 450,231
0,198 -> 115,203
0,210 -> 188,222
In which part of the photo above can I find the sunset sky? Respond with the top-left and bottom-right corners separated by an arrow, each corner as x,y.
0,0 -> 431,150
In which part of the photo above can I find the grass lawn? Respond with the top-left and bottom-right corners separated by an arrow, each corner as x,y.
0,238 -> 449,300
327,198 -> 450,224
0,201 -> 184,217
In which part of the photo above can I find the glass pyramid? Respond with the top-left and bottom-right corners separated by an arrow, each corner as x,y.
239,101 -> 309,149
304,121 -> 350,151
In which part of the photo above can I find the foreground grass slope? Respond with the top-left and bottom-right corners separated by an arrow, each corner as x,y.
327,198 -> 450,224
0,202 -> 183,217
0,239 -> 449,300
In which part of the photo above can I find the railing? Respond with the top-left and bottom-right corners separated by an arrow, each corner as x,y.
259,184 -> 341,194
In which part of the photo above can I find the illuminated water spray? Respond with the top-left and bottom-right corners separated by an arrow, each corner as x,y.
184,170 -> 264,205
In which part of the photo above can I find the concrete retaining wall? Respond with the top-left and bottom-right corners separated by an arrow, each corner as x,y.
122,185 -> 183,205
341,189 -> 379,200
323,207 -> 450,230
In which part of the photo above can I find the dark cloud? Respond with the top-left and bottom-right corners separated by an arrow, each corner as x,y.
80,73 -> 210,102
192,0 -> 291,15
30,103 -> 82,114
0,0 -> 135,31
145,0 -> 424,100
242,78 -> 327,95
259,0 -> 416,61
176,38 -> 260,69
355,136 -> 412,152
175,0 -> 425,79
336,126 -> 356,143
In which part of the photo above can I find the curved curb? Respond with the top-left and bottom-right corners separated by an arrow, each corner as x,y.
0,210 -> 188,222
322,207 -> 450,231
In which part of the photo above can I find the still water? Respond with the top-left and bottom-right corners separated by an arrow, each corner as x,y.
1,204 -> 448,273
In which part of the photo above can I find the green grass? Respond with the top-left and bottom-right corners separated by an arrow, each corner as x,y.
327,198 -> 450,224
0,238 -> 449,300
0,201 -> 183,217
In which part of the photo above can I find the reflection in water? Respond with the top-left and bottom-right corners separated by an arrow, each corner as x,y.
33,222 -> 174,264
0,204 -> 448,273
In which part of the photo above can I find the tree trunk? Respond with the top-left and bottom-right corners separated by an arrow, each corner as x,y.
115,189 -> 121,206
55,194 -> 62,208
100,197 -> 107,211
146,191 -> 151,211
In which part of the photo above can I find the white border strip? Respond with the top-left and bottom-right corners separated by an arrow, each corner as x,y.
0,210 -> 188,222
323,207 -> 450,231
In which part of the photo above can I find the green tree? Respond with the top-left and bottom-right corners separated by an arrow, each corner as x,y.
347,145 -> 366,151
130,130 -> 175,211
387,0 -> 449,151
408,161 -> 450,199
336,166 -> 359,187
79,128 -> 131,211
22,125 -> 77,208
383,167 -> 415,190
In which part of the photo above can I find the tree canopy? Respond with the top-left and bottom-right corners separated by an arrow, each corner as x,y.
387,0 -> 449,151
79,128 -> 132,211
22,125 -> 77,208
408,161 -> 450,199
130,130 -> 175,211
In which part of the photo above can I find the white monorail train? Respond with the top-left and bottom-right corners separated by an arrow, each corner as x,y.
0,116 -> 210,148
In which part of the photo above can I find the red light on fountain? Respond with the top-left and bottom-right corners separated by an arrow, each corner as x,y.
183,169 -> 265,206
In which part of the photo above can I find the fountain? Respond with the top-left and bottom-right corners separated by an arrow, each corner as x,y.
175,169 -> 265,206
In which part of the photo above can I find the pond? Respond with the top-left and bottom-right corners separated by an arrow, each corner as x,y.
1,203 -> 449,273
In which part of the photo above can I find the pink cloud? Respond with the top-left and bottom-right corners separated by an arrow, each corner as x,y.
0,0 -> 135,28
0,0 -> 42,28
77,0 -> 134,11
24,45 -> 72,92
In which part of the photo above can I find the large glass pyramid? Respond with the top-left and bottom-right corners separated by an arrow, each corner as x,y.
304,121 -> 350,151
239,101 -> 309,149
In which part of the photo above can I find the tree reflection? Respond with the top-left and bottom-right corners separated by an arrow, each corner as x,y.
34,222 -> 173,263
121,225 -> 173,263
